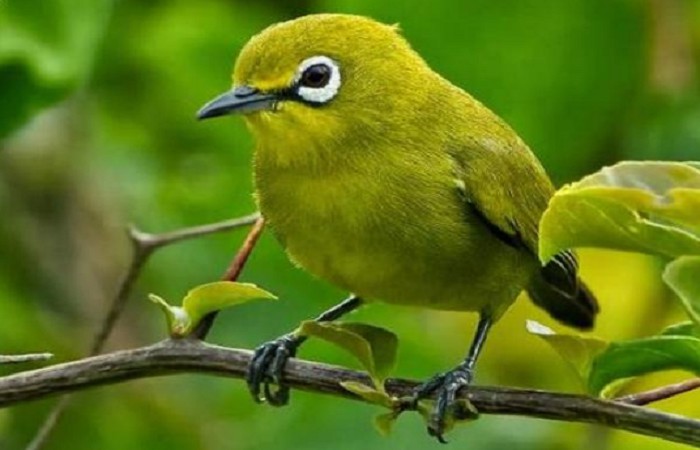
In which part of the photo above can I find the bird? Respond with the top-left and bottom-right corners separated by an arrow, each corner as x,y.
197,13 -> 598,441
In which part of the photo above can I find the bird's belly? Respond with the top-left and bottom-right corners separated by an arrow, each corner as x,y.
288,233 -> 530,313
257,173 -> 534,314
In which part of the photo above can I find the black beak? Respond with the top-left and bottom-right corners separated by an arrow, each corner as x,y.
197,86 -> 277,120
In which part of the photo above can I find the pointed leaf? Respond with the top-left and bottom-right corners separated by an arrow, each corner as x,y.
589,335 -> 700,395
340,381 -> 394,408
150,282 -> 275,337
415,399 -> 434,423
149,294 -> 190,337
526,320 -> 609,383
182,281 -> 276,334
528,320 -> 700,396
660,321 -> 700,337
299,321 -> 398,388
539,161 -> 700,263
373,411 -> 399,437
663,256 -> 700,326
454,398 -> 480,421
412,398 -> 478,436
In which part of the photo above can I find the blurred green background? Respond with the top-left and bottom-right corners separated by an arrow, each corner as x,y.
1,0 -> 699,449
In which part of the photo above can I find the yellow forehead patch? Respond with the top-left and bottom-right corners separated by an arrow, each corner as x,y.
234,72 -> 294,92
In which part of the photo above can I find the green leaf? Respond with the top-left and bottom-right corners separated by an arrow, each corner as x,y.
340,381 -> 394,408
151,282 -> 275,337
298,321 -> 398,388
0,0 -> 113,138
528,320 -> 700,396
526,320 -> 609,383
660,321 -> 700,337
373,411 -> 399,437
534,160 -> 700,396
182,281 -> 276,325
451,399 -> 480,424
149,294 -> 190,337
589,335 -> 700,395
539,161 -> 700,263
663,256 -> 700,326
411,398 -> 479,436
340,379 -> 400,437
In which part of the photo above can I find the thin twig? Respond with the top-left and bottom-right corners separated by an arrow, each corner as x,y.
89,212 -> 260,355
0,354 -> 53,365
88,229 -> 150,356
192,216 -> 266,339
131,213 -> 261,252
617,378 -> 700,406
4,340 -> 700,446
26,214 -> 259,450
222,216 -> 265,282
25,396 -> 70,450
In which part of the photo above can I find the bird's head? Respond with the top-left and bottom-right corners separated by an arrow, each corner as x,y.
198,14 -> 435,165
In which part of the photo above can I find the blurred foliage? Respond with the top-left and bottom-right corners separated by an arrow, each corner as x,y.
1,0 -> 700,450
0,0 -> 112,138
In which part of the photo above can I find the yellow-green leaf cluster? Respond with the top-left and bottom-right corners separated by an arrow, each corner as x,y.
539,161 -> 700,262
536,161 -> 700,396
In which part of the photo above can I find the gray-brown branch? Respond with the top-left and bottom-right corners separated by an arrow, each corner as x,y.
27,214 -> 261,450
2,340 -> 699,446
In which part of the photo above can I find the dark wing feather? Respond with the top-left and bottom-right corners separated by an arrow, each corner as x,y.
528,250 -> 599,329
451,133 -> 599,329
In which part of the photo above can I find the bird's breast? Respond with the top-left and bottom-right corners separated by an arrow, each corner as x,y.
254,154 -> 532,312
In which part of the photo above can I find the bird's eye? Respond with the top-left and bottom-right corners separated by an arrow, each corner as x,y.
300,64 -> 331,88
294,55 -> 341,105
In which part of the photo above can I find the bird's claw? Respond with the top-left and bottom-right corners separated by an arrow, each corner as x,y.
246,334 -> 300,406
405,366 -> 476,443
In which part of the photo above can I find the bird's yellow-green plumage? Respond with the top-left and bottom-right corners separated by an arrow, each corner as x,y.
219,14 -> 597,326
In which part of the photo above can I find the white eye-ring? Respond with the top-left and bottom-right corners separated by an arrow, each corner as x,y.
294,55 -> 341,105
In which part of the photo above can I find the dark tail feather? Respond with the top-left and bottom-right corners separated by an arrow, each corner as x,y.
526,253 -> 599,330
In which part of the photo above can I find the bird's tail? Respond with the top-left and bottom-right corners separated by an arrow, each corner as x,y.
526,251 -> 599,330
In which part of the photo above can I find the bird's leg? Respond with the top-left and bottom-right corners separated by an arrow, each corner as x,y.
246,295 -> 363,406
409,314 -> 493,443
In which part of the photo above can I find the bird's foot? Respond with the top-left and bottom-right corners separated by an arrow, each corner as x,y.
246,333 -> 301,406
400,366 -> 479,443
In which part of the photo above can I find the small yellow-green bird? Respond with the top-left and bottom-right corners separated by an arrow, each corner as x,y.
198,14 -> 598,441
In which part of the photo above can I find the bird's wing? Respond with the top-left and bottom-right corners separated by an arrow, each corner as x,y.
449,137 -> 598,329
448,136 -> 553,255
